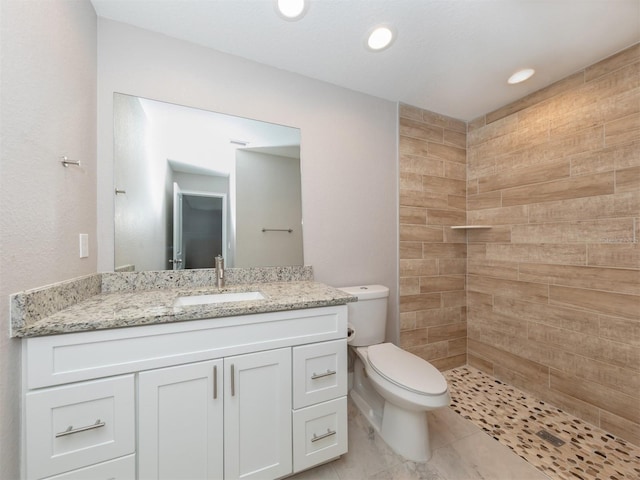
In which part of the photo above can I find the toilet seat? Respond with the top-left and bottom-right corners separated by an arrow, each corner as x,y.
366,343 -> 447,396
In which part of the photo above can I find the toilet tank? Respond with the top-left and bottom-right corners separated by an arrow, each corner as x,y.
338,285 -> 389,346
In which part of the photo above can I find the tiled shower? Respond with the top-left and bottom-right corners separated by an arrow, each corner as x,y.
399,43 -> 639,447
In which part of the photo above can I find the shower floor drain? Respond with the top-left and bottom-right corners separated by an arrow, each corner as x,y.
536,429 -> 565,447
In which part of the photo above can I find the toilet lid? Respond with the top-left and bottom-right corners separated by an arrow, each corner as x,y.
367,343 -> 448,396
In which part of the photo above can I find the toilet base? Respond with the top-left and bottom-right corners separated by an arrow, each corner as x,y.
381,401 -> 431,462
350,356 -> 433,462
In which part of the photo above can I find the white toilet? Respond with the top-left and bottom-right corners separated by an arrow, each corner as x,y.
339,285 -> 450,462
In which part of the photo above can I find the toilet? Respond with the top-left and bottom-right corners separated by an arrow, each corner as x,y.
339,285 -> 450,462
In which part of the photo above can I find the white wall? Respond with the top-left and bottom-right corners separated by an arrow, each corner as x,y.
97,19 -> 400,342
0,0 -> 97,476
236,150 -> 303,267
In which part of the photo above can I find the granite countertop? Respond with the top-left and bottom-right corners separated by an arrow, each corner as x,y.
12,281 -> 356,338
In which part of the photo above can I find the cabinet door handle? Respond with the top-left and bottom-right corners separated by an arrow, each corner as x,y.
213,365 -> 218,399
55,419 -> 105,438
230,364 -> 235,396
311,428 -> 336,443
311,369 -> 336,380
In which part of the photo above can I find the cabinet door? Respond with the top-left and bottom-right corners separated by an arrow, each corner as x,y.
138,359 -> 223,480
224,348 -> 292,479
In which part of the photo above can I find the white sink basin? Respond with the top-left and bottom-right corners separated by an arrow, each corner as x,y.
174,291 -> 264,307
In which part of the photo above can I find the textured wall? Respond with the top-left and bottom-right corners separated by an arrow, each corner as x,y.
466,44 -> 639,445
0,0 -> 97,475
398,105 -> 468,370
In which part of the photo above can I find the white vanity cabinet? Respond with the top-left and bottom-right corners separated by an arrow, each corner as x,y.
22,305 -> 348,480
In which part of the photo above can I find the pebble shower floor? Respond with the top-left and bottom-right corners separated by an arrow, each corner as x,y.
444,366 -> 640,480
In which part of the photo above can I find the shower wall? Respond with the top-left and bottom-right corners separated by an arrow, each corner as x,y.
398,105 -> 468,371
466,44 -> 639,445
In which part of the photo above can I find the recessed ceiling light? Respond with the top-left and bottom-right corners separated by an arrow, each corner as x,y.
367,26 -> 395,51
508,68 -> 535,84
275,0 -> 307,21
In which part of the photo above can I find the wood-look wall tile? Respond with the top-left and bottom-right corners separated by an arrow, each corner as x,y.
428,142 -> 466,164
438,258 -> 467,275
404,341 -> 449,362
400,190 -> 451,209
468,308 -> 528,339
584,44 -> 640,82
399,172 -> 423,191
605,112 -> 640,146
422,243 -> 467,258
467,205 -> 528,225
527,192 -> 639,223
444,129 -> 467,149
599,410 -> 640,447
422,175 -> 466,196
400,117 -> 444,142
430,353 -> 467,371
443,225 -> 468,243
400,259 -> 439,277
400,293 -> 442,313
466,226 -> 512,243
549,285 -> 640,319
468,275 -> 549,303
467,114 -> 518,146
399,224 -> 444,242
467,115 -> 486,133
441,290 -> 466,308
399,276 -> 420,295
400,206 -> 427,225
428,322 -> 467,343
399,103 -> 423,121
501,171 -> 614,207
400,241 -> 422,259
448,337 -> 467,356
467,291 -> 494,309
399,311 -> 417,331
511,218 -> 635,244
616,165 -> 640,193
467,352 -> 494,374
400,153 -> 444,176
468,190 -> 502,210
485,72 -> 585,124
444,160 -> 466,180
518,263 -> 639,295
486,244 -> 587,265
400,328 -> 429,348
416,307 -> 464,328
421,110 -> 467,133
478,160 -> 570,193
588,243 -> 640,268
493,296 -> 599,335
400,135 -> 429,156
527,322 -> 640,371
467,258 -> 519,280
447,194 -> 467,211
427,209 -> 466,225
467,339 -> 548,381
420,275 -> 465,293
559,353 -> 640,397
598,315 -> 640,347
550,368 -> 640,423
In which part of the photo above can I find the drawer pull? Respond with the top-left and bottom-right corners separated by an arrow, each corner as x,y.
311,428 -> 336,443
311,369 -> 336,380
55,419 -> 105,438
213,365 -> 218,400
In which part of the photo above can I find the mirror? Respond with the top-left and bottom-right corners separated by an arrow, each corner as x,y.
113,93 -> 303,272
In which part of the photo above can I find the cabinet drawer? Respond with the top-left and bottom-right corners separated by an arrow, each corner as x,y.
292,397 -> 348,473
293,339 -> 347,409
42,454 -> 135,480
26,375 -> 135,480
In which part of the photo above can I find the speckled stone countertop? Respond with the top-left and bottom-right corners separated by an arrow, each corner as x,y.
11,267 -> 356,338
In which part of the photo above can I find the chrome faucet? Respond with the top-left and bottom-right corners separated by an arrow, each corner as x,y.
215,254 -> 225,288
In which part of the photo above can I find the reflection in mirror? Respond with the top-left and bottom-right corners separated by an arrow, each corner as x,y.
113,93 -> 303,272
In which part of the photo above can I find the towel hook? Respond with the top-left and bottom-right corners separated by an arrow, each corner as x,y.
60,156 -> 81,167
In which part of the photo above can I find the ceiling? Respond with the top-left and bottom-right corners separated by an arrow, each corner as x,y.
91,0 -> 640,121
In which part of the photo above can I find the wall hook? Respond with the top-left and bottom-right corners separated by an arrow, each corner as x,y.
60,156 -> 81,167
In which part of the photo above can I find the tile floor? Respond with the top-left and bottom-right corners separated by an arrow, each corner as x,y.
290,366 -> 640,480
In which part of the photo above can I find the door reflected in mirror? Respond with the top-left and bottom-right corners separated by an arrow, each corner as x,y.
113,93 -> 303,272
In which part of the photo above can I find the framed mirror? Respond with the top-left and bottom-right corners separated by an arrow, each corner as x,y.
113,93 -> 303,272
